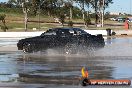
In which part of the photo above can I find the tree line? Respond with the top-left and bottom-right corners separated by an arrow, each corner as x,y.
0,0 -> 113,31
6,0 -> 113,18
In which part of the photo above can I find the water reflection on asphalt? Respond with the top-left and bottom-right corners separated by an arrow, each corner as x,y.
0,37 -> 132,88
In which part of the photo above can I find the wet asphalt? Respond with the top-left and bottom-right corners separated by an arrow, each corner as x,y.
0,37 -> 132,88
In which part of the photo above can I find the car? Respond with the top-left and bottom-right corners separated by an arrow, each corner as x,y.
127,18 -> 132,22
115,17 -> 128,22
17,28 -> 105,54
109,18 -> 116,21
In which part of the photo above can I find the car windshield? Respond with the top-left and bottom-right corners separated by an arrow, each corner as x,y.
73,28 -> 88,34
57,28 -> 72,35
41,29 -> 57,36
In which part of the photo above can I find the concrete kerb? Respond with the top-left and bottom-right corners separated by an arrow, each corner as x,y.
0,30 -> 107,38
0,31 -> 44,38
113,30 -> 132,35
0,29 -> 132,38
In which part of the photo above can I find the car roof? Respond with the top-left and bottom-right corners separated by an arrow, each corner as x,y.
51,28 -> 83,31
51,28 -> 88,34
53,27 -> 80,30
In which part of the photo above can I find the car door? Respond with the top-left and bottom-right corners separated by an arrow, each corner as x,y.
39,30 -> 57,50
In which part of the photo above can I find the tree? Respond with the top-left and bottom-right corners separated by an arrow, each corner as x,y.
75,0 -> 84,20
8,0 -> 16,4
59,13 -> 65,27
64,0 -> 74,20
90,0 -> 113,25
21,0 -> 31,31
0,14 -> 8,32
75,0 -> 113,26
38,0 -> 61,17
8,0 -> 23,7
74,0 -> 92,27
8,0 -> 31,31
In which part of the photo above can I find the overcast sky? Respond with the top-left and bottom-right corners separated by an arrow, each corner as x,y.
0,0 -> 132,14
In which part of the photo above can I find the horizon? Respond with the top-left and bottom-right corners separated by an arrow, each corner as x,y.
0,0 -> 131,14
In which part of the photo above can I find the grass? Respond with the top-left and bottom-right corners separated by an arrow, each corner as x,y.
0,13 -> 130,32
4,22 -> 60,32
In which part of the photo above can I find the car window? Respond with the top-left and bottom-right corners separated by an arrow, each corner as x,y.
56,29 -> 72,36
73,28 -> 87,34
41,29 -> 56,36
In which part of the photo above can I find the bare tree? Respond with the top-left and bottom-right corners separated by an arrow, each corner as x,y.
66,0 -> 74,20
22,0 -> 30,31
90,0 -> 113,26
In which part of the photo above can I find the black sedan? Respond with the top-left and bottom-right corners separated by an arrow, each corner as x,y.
17,28 -> 105,54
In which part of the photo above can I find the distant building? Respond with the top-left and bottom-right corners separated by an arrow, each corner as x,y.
109,12 -> 120,15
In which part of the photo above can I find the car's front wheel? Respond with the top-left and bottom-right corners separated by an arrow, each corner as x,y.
23,43 -> 33,53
